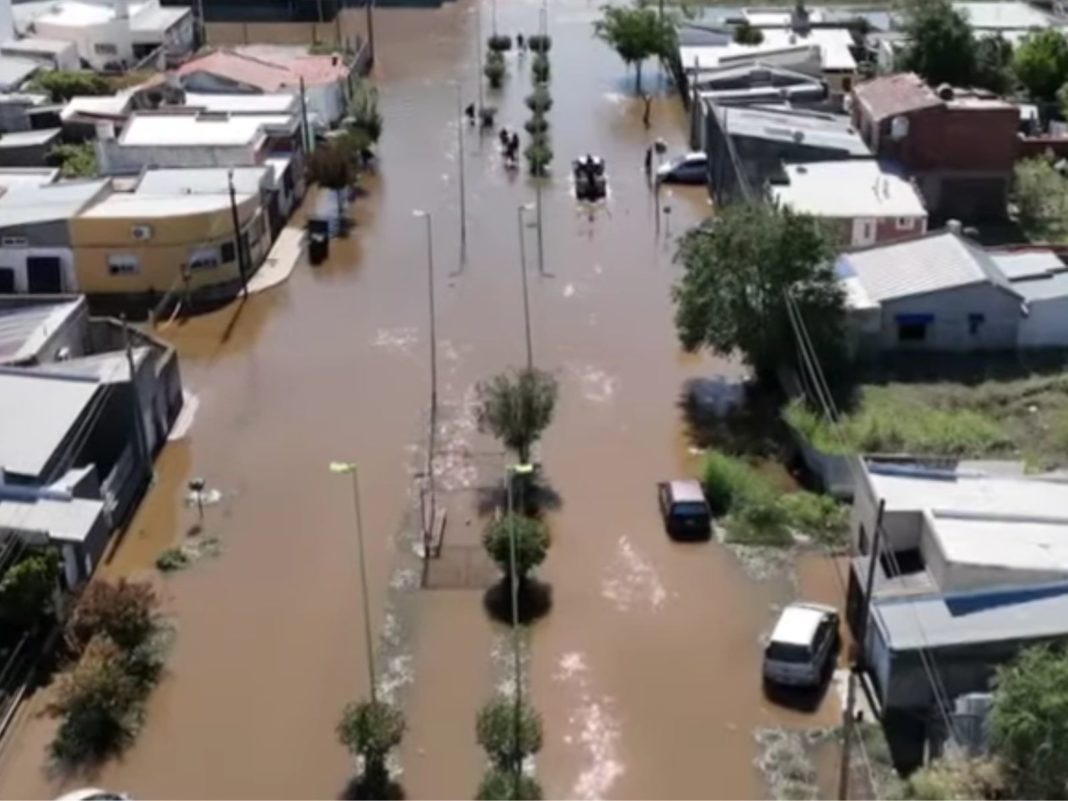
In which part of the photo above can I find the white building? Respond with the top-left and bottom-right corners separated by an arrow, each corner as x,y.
0,37 -> 80,70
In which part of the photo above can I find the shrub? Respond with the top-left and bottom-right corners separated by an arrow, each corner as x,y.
524,115 -> 549,136
725,499 -> 793,547
0,550 -> 59,627
700,452 -> 770,515
485,50 -> 506,88
47,143 -> 97,179
47,635 -> 141,763
483,514 -> 549,582
527,34 -> 552,53
476,697 -> 543,769
532,53 -> 550,83
525,86 -> 552,113
488,34 -> 513,52
906,755 -> 1006,800
778,492 -> 849,548
155,547 -> 190,573
347,79 -> 383,143
65,579 -> 158,657
477,768 -> 544,800
337,699 -> 406,761
27,70 -> 109,102
524,139 -> 553,176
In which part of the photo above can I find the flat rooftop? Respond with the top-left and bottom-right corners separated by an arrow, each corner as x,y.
118,112 -> 281,147
716,104 -> 869,154
80,191 -> 253,218
0,178 -> 108,229
0,297 -> 84,366
771,160 -> 927,218
0,494 -> 104,544
181,92 -> 299,114
135,165 -> 269,196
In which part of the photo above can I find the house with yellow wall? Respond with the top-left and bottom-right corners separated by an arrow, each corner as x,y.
70,168 -> 270,304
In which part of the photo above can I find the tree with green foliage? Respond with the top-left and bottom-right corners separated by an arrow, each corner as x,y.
672,202 -> 843,384
1013,157 -> 1068,242
483,513 -> 550,584
525,86 -> 552,113
476,697 -> 543,769
898,0 -> 976,88
477,768 -> 543,800
47,142 -> 97,178
306,141 -> 358,230
347,79 -> 383,143
485,50 -> 506,89
48,634 -> 141,764
0,550 -> 59,627
733,20 -> 764,46
1013,29 -> 1068,100
593,2 -> 673,93
337,699 -> 406,798
990,645 -> 1068,798
65,579 -> 158,657
475,368 -> 558,464
973,34 -> 1014,94
27,70 -> 110,102
524,137 -> 553,177
532,52 -> 550,83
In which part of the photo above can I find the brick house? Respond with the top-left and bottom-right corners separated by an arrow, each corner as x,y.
851,73 -> 1018,221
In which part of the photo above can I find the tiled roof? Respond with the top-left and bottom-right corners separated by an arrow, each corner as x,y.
854,72 -> 941,122
176,46 -> 349,91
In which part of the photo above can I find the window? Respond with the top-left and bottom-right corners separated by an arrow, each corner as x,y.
968,313 -> 985,335
1,236 -> 28,247
107,254 -> 139,275
220,241 -> 236,263
93,42 -> 118,55
898,322 -> 927,342
188,247 -> 220,271
895,217 -> 915,231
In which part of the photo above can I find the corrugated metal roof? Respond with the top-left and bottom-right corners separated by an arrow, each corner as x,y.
0,298 -> 83,365
0,55 -> 40,91
716,104 -> 869,154
836,231 -> 1018,303
0,494 -> 104,543
990,249 -> 1065,280
0,178 -> 108,229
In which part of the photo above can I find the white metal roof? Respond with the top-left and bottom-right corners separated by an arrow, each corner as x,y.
0,36 -> 77,56
836,231 -> 1017,303
0,54 -> 41,90
80,190 -> 250,218
771,160 -> 927,219
0,178 -> 108,228
0,167 -> 58,186
681,26 -> 856,72
0,494 -> 104,543
181,92 -> 298,114
769,604 -> 832,646
0,127 -> 59,147
952,1 -> 1052,30
933,513 -> 1068,575
60,91 -> 134,121
135,165 -> 269,196
0,298 -> 83,365
129,5 -> 190,33
990,250 -> 1065,280
119,113 -> 274,146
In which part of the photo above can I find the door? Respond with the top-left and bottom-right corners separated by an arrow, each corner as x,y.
852,218 -> 877,247
0,267 -> 15,293
26,256 -> 63,293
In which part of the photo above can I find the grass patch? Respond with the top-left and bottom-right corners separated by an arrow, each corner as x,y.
779,491 -> 849,550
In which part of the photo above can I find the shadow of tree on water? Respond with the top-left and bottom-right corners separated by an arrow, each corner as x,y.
483,577 -> 553,625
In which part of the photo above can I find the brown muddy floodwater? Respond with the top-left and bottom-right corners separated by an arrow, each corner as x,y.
0,2 -> 844,798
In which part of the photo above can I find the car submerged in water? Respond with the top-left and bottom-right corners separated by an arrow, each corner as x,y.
657,479 -> 712,540
656,152 -> 708,185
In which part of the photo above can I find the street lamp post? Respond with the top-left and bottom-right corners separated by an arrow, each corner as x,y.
505,462 -> 535,798
329,462 -> 378,704
413,210 -> 438,576
226,169 -> 249,299
516,204 -> 534,371
457,83 -> 467,271
534,179 -> 545,276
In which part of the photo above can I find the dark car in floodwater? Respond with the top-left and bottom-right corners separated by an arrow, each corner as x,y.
658,480 -> 712,540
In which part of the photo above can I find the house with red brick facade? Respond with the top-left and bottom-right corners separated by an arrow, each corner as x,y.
851,73 -> 1019,221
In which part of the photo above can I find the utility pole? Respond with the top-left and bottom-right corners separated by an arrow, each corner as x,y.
414,210 -> 438,582
365,0 -> 375,68
226,169 -> 248,299
534,178 -> 544,275
299,76 -> 311,153
517,205 -> 533,371
476,0 -> 484,111
457,82 -> 467,270
838,500 -> 885,801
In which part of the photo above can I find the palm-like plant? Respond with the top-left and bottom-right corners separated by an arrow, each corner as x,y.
475,368 -> 558,463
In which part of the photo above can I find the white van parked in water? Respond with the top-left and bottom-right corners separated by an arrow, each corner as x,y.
763,603 -> 839,688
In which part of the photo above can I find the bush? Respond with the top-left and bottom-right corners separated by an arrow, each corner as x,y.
477,768 -> 544,800
778,492 -> 849,549
65,579 -> 158,657
524,115 -> 549,136
27,70 -> 109,102
337,699 -> 406,761
47,635 -> 141,763
528,34 -> 552,53
906,755 -> 1006,800
700,452 -> 770,515
524,139 -> 553,176
532,53 -> 550,83
476,697 -> 543,769
486,50 -> 506,88
524,86 -> 552,113
47,143 -> 96,179
0,550 -> 59,627
488,34 -> 513,52
483,514 -> 549,582
725,499 -> 793,547
733,21 -> 764,45
347,79 -> 383,143
155,547 -> 190,573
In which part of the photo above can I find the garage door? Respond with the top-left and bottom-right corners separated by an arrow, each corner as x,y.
26,256 -> 62,293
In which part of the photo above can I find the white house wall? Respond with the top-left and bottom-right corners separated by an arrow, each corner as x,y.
1018,296 -> 1068,348
0,246 -> 77,293
34,17 -> 134,69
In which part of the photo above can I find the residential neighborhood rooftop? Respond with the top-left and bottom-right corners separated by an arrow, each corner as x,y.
0,36 -> 77,56
117,111 -> 276,146
0,127 -> 59,147
853,72 -> 941,121
770,160 -> 927,218
176,46 -> 350,91
0,494 -> 104,545
134,165 -> 269,196
0,298 -> 84,366
0,178 -> 108,228
715,104 -> 869,154
836,230 -> 1016,304
953,0 -> 1053,30
0,167 -> 58,186
180,92 -> 299,114
0,54 -> 41,90
80,190 -> 253,218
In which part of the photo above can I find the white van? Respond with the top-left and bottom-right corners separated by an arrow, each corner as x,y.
763,603 -> 839,688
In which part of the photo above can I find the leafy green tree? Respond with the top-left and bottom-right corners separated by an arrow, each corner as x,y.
524,138 -> 553,177
485,50 -> 506,89
347,79 -> 383,143
990,645 -> 1068,798
476,697 -> 543,769
337,699 -> 406,797
733,20 -> 764,46
672,202 -> 843,384
48,634 -> 140,763
593,2 -> 673,93
532,53 -> 550,83
483,513 -> 550,583
899,0 -> 976,87
65,579 -> 158,657
477,768 -> 544,800
525,86 -> 552,113
475,368 -> 559,464
973,34 -> 1014,94
306,141 -> 357,228
47,142 -> 97,178
27,70 -> 110,102
1013,157 -> 1068,242
1013,29 -> 1068,100
0,550 -> 59,627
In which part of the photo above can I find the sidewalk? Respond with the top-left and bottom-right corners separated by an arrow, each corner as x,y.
248,227 -> 305,294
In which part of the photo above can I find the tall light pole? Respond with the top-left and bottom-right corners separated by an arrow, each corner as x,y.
457,83 -> 467,272
506,462 -> 535,798
476,0 -> 484,111
329,461 -> 377,704
534,179 -> 545,276
516,203 -> 534,371
413,210 -> 438,575
227,169 -> 249,299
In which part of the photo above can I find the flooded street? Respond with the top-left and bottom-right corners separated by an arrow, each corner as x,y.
0,2 -> 843,798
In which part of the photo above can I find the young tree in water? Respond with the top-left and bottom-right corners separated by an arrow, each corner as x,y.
898,0 -> 976,87
672,202 -> 844,385
475,368 -> 558,464
593,2 -> 673,93
476,696 -> 543,770
337,699 -> 406,798
477,768 -> 544,800
482,513 -> 550,586
306,142 -> 357,230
